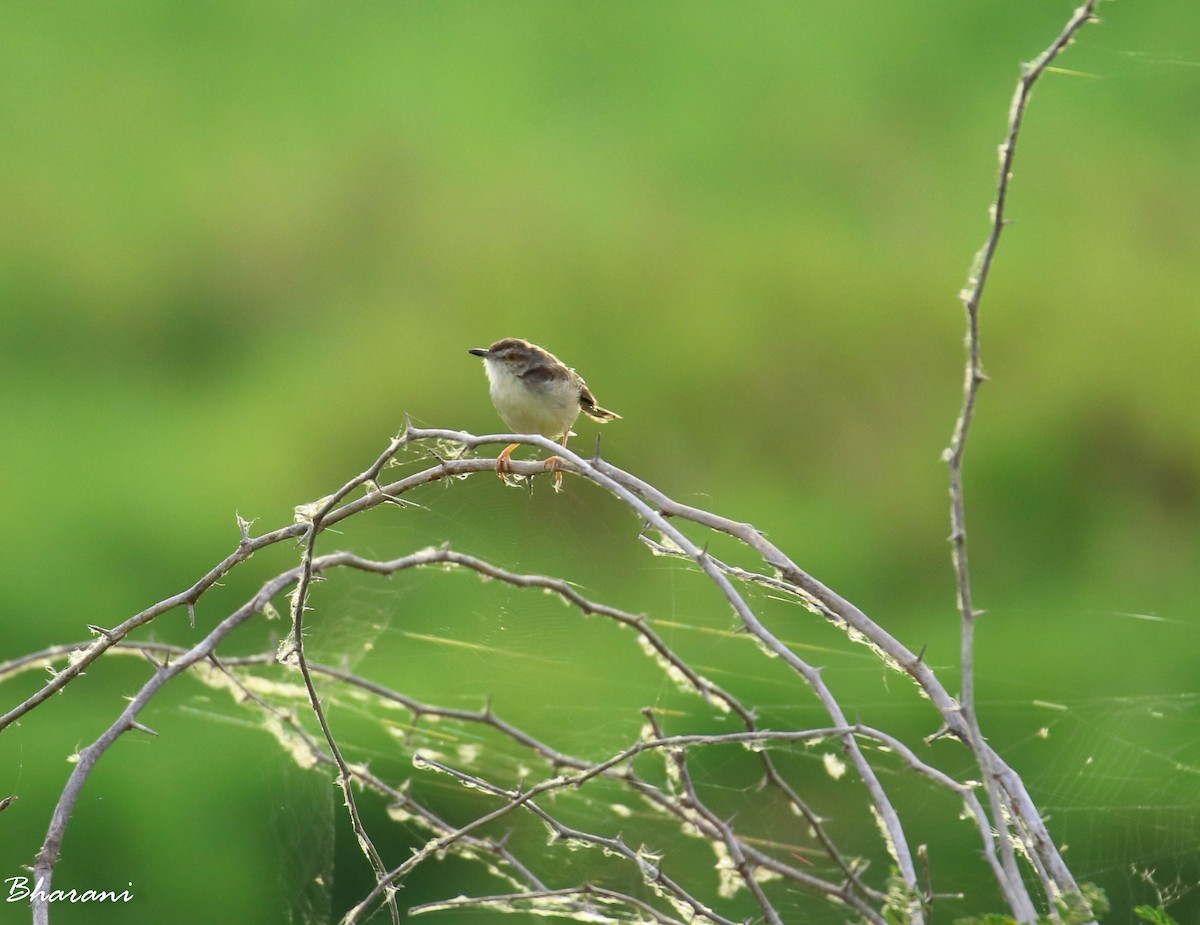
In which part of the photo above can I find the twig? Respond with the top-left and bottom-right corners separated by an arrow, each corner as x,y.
27,562 -> 309,925
286,432 -> 416,925
409,884 -> 688,924
943,4 -> 1102,921
949,0 -> 1102,734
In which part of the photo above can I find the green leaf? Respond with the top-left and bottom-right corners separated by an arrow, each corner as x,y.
1134,906 -> 1180,925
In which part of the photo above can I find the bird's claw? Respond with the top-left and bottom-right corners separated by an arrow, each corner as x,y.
495,443 -> 520,481
543,455 -> 566,491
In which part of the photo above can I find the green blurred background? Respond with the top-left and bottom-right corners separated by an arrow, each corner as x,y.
2,2 -> 1198,923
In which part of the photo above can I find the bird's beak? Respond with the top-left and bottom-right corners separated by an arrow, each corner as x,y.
468,347 -> 489,357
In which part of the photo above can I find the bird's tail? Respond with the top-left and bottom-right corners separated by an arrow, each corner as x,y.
581,399 -> 621,423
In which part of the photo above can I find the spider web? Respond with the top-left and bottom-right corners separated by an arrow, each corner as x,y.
993,683 -> 1200,916
167,458 -> 1200,925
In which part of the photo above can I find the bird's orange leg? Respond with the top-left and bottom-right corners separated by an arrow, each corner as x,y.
496,443 -> 520,480
543,433 -> 570,490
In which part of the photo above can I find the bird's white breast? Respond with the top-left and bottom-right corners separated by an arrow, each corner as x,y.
484,361 -> 580,437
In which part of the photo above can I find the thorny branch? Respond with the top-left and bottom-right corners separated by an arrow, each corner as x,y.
944,3 -> 1103,923
948,0 -> 1102,725
7,429 -> 1088,925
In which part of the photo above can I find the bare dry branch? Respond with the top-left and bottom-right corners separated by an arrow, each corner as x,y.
943,3 -> 1103,921
13,443 -> 1086,923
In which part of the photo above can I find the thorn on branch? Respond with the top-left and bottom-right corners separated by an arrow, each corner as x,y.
129,720 -> 159,737
919,844 -> 933,905
924,725 -> 963,746
236,512 -> 255,546
368,478 -> 413,509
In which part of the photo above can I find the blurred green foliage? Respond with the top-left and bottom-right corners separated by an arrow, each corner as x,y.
1,2 -> 1198,923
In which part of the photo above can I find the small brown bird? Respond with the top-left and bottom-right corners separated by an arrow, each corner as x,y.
468,338 -> 620,481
